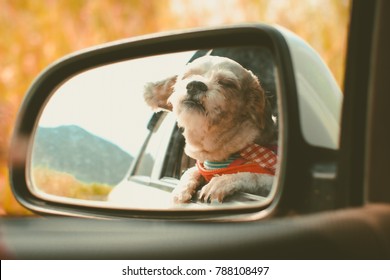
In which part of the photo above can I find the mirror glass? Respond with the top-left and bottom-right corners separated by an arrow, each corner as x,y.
29,46 -> 281,210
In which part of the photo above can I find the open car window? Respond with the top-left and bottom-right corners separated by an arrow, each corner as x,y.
118,46 -> 279,207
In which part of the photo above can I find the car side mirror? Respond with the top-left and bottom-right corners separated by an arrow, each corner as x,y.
9,24 -> 342,220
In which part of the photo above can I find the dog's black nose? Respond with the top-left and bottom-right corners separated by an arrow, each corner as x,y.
186,81 -> 208,95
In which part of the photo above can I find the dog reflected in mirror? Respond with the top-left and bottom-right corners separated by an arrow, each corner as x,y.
144,55 -> 277,203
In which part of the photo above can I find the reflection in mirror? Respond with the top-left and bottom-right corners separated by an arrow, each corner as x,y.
30,46 -> 280,210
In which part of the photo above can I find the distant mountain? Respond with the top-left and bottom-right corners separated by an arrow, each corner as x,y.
32,125 -> 133,185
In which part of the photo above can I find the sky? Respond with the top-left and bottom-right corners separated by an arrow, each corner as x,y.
38,50 -> 195,156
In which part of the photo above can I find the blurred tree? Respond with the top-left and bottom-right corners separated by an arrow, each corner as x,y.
0,0 -> 173,215
0,0 -> 350,215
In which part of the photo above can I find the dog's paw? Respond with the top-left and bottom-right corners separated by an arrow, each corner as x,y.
199,176 -> 234,203
199,173 -> 274,202
172,188 -> 194,204
172,166 -> 203,204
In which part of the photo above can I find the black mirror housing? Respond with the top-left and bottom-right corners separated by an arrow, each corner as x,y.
9,24 -> 339,220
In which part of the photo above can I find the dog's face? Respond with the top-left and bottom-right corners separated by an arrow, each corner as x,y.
144,56 -> 275,162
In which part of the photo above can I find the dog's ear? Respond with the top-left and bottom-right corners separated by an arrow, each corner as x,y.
144,75 -> 177,111
246,71 -> 276,143
245,71 -> 266,127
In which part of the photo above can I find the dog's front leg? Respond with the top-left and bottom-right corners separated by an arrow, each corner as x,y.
172,166 -> 205,203
199,173 -> 273,203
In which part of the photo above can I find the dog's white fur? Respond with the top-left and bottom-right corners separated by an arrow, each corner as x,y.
144,56 -> 276,203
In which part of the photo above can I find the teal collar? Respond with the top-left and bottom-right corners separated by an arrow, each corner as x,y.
203,154 -> 240,170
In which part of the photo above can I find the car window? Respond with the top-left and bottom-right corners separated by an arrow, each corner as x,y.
161,122 -> 194,180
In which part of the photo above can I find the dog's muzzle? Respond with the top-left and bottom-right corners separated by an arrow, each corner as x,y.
183,80 -> 208,112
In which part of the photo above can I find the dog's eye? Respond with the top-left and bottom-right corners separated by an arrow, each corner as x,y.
218,79 -> 237,89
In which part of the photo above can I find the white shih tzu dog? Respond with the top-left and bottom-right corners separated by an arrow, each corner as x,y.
144,55 -> 277,203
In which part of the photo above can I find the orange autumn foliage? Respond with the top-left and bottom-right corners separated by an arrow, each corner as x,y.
0,0 -> 350,215
32,167 -> 112,201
